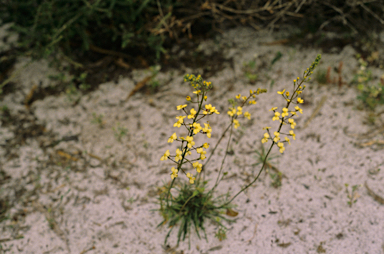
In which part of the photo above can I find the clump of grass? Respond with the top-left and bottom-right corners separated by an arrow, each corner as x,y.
113,123 -> 128,142
345,183 -> 361,207
155,180 -> 235,248
215,226 -> 227,241
243,58 -> 258,84
91,113 -> 104,128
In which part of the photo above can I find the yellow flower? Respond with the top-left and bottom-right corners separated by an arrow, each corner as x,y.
188,108 -> 197,119
197,147 -> 207,160
272,111 -> 280,121
289,130 -> 296,140
288,118 -> 296,129
291,111 -> 296,116
249,100 -> 256,105
192,122 -> 202,134
277,89 -> 285,95
204,104 -> 219,115
261,132 -> 269,143
196,147 -> 204,154
203,143 -> 209,149
236,94 -> 241,99
227,108 -> 236,117
168,133 -> 177,143
285,136 -> 291,145
186,136 -> 195,148
269,107 -> 278,111
175,148 -> 183,162
273,131 -> 280,142
295,106 -> 303,114
244,112 -> 251,120
207,104 -> 219,114
173,116 -> 186,128
281,107 -> 289,117
193,162 -> 203,173
277,142 -> 285,153
233,119 -> 240,129
186,96 -> 191,101
202,123 -> 212,138
285,91 -> 290,97
297,91 -> 302,95
171,167 -> 178,179
263,126 -> 271,130
160,150 -> 170,161
242,96 -> 247,101
187,173 -> 196,184
177,104 -> 187,110
193,90 -> 201,94
206,81 -> 212,87
204,104 -> 212,115
297,97 -> 304,103
236,106 -> 243,115
204,95 -> 207,101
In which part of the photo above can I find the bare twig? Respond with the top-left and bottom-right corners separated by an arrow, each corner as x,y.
365,181 -> 384,205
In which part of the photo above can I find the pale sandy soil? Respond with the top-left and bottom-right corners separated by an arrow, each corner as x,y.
0,25 -> 384,254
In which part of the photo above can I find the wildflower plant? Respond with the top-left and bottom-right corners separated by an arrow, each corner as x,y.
345,183 -> 361,207
354,55 -> 384,110
157,55 -> 321,248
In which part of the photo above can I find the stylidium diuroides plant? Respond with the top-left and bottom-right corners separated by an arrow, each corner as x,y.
155,54 -> 322,248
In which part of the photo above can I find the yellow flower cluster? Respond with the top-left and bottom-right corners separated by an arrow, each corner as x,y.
160,74 -> 219,183
261,54 -> 321,154
227,89 -> 266,129
264,105 -> 299,153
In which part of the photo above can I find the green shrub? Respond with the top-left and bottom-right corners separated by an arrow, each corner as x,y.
354,55 -> 384,110
0,0 -> 178,59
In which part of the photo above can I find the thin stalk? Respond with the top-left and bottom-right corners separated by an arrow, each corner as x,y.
166,89 -> 206,206
218,140 -> 274,208
197,122 -> 232,183
207,123 -> 233,195
218,78 -> 307,208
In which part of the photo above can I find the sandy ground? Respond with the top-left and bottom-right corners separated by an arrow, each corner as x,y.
0,25 -> 384,254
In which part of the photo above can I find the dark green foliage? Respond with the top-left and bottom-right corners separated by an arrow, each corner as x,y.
1,0 -> 383,65
0,0 -> 179,59
357,83 -> 384,110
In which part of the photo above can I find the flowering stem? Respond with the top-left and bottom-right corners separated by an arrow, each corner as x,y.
218,74 -> 313,208
165,89 -> 206,206
218,135 -> 275,208
207,122 -> 234,195
197,122 -> 232,183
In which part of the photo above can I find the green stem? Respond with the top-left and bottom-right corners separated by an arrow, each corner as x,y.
218,79 -> 307,208
207,122 -> 233,195
218,141 -> 274,208
165,89 -> 206,206
197,122 -> 232,183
